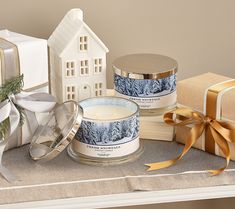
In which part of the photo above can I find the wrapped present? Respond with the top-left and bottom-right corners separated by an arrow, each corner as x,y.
0,77 -> 56,182
176,73 -> 235,160
146,73 -> 235,175
0,29 -> 49,150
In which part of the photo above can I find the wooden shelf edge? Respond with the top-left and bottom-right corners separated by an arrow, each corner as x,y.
1,184 -> 235,209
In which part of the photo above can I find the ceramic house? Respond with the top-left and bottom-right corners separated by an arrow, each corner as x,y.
48,9 -> 109,103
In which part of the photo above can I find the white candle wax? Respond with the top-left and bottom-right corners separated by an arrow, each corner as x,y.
84,105 -> 133,120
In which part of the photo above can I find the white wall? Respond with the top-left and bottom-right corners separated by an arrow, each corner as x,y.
1,0 -> 235,88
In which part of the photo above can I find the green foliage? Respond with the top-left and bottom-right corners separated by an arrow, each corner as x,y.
0,75 -> 24,139
0,118 -> 10,139
0,74 -> 24,102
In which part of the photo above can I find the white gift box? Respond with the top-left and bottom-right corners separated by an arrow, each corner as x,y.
0,29 -> 48,90
0,30 -> 49,150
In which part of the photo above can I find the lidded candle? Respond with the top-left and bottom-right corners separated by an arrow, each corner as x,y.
29,98 -> 141,165
68,96 -> 142,165
113,54 -> 178,116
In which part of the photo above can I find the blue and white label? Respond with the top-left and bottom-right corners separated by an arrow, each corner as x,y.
114,74 -> 177,109
75,114 -> 140,158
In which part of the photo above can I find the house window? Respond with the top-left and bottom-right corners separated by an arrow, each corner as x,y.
79,36 -> 88,51
66,85 -> 76,100
65,61 -> 75,77
94,82 -> 103,96
80,60 -> 89,75
94,58 -> 102,73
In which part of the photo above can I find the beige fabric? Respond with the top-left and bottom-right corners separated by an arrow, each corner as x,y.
1,140 -> 235,204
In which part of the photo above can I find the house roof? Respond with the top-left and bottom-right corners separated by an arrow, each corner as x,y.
48,9 -> 109,56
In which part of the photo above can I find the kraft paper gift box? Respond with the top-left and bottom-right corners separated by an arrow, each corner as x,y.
0,29 -> 49,150
176,72 -> 235,160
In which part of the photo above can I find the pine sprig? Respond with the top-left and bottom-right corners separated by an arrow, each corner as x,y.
14,104 -> 25,126
0,74 -> 24,102
0,75 -> 24,139
0,119 -> 10,139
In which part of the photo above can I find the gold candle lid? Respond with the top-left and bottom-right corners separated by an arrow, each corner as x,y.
29,101 -> 83,162
113,53 -> 178,80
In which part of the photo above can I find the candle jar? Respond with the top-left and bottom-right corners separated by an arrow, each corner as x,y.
113,54 -> 178,116
67,96 -> 142,165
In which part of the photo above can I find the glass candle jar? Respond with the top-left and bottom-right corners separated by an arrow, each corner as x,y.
113,54 -> 178,116
67,96 -> 142,165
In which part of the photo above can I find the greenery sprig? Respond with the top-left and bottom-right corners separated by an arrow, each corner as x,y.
0,75 -> 24,139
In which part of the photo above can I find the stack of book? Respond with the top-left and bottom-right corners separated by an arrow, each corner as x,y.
140,115 -> 174,141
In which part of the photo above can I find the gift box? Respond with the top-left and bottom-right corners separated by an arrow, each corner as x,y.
176,72 -> 235,160
0,29 -> 49,151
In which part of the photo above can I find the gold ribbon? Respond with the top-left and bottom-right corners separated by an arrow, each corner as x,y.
205,80 -> 235,154
145,107 -> 235,175
146,79 -> 235,175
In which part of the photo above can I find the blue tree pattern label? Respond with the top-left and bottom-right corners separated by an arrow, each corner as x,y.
114,74 -> 177,109
75,114 -> 140,158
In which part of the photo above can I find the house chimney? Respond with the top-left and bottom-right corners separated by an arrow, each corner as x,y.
67,8 -> 83,21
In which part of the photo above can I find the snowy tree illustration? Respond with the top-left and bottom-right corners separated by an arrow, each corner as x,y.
150,80 -> 162,94
131,81 -> 138,97
131,117 -> 136,133
124,117 -> 135,138
139,80 -> 146,95
160,78 -> 166,91
100,126 -> 109,144
133,116 -> 140,138
169,74 -> 176,91
115,73 -> 176,97
114,75 -> 119,92
114,74 -> 126,94
162,75 -> 176,92
86,122 -> 98,145
94,124 -> 102,143
143,81 -> 151,95
76,127 -> 83,142
77,121 -> 90,144
125,78 -> 133,95
95,124 -> 109,144
161,76 -> 170,91
122,120 -> 131,137
129,80 -> 138,97
110,121 -> 122,141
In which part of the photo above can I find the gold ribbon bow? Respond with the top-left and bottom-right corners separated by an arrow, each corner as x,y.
145,107 -> 235,175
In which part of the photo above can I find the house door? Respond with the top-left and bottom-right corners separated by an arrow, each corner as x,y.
79,84 -> 91,101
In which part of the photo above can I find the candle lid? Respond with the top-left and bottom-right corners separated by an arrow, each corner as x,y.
29,101 -> 83,161
113,53 -> 178,80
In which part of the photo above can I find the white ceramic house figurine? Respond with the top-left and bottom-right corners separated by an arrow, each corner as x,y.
48,8 -> 109,103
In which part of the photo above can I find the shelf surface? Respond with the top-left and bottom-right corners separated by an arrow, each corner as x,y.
0,140 -> 235,208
